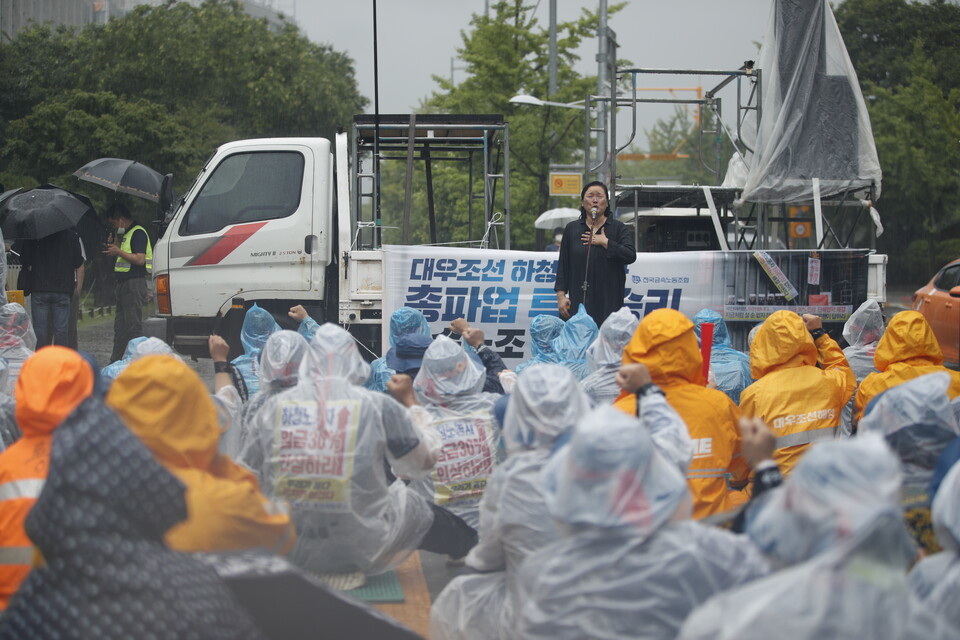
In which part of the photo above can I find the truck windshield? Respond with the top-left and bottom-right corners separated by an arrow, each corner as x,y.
179,151 -> 305,236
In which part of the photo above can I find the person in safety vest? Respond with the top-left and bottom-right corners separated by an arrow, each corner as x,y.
854,310 -> 960,426
740,310 -> 856,478
103,203 -> 152,363
106,354 -> 296,555
0,347 -> 93,610
614,308 -> 749,519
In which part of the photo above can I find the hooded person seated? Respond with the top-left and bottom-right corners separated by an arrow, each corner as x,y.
693,308 -> 752,405
514,406 -> 768,639
514,314 -> 564,375
859,372 -> 960,553
430,364 -> 592,640
106,355 -> 296,556
231,304 -> 319,399
431,363 -> 691,640
367,306 -> 432,392
411,334 -> 505,528
909,458 -> 960,627
230,304 -> 280,398
0,303 -> 35,398
839,298 -> 884,435
386,333 -> 434,380
741,310 -> 855,478
679,435 -> 954,640
552,304 -> 599,381
855,310 -> 960,425
0,391 -> 265,640
615,308 -> 749,519
234,330 -> 311,467
0,347 -> 93,612
100,335 -> 150,380
243,323 -> 475,578
580,307 -> 639,406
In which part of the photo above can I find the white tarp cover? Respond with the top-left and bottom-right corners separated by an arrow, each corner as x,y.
735,0 -> 882,204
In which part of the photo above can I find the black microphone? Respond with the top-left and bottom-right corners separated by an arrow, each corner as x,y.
590,206 -> 598,220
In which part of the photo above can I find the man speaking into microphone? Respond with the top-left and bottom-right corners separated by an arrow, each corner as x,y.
554,181 -> 637,327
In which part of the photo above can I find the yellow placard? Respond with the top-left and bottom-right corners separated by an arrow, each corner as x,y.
550,172 -> 582,197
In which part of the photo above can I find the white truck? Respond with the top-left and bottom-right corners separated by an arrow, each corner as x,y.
145,114 -> 511,359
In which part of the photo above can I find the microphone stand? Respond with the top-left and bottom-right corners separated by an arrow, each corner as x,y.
580,208 -> 598,307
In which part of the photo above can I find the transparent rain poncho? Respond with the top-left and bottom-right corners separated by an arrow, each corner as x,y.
243,323 -> 434,575
0,357 -> 19,447
552,304 -> 599,381
733,0 -> 882,204
233,331 -> 310,464
909,460 -> 960,626
231,304 -> 281,397
366,307 -> 432,392
411,335 -> 503,528
0,303 -> 35,398
840,298 -> 884,435
680,435 -> 953,640
859,372 -> 960,551
431,365 -> 590,640
580,308 -> 639,405
693,309 -> 752,405
514,406 -> 767,640
514,314 -> 564,375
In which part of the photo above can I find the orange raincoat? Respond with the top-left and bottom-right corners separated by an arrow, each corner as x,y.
106,355 -> 295,554
740,310 -> 855,477
0,347 -> 92,609
855,311 -> 960,423
614,309 -> 749,519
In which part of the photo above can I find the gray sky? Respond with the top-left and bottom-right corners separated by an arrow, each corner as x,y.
293,1 -> 772,146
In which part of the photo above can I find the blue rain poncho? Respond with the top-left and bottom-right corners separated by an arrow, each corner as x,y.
0,303 -> 35,398
552,304 -> 599,381
242,323 -> 435,576
514,314 -> 564,375
411,335 -> 503,528
840,298 -> 884,435
909,459 -> 960,626
693,309 -> 752,404
430,365 -> 590,640
231,304 -> 281,397
366,307 -> 431,392
580,308 -> 639,405
101,336 -> 150,381
515,406 -> 767,640
680,434 -> 953,640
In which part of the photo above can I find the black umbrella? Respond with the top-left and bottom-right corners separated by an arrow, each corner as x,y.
0,184 -> 94,240
74,157 -> 164,202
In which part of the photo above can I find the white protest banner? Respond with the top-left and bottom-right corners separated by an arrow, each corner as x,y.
382,246 -> 865,360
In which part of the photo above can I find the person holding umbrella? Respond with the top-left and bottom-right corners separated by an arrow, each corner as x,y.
102,202 -> 152,363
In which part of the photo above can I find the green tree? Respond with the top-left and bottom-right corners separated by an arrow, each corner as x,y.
835,0 -> 960,95
866,41 -> 960,281
397,0 -> 622,250
0,0 -> 366,198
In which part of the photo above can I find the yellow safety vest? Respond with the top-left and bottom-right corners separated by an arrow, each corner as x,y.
114,224 -> 153,274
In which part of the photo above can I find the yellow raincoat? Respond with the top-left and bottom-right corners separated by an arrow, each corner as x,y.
614,309 -> 749,519
740,310 -> 855,477
855,311 -> 960,423
106,355 -> 295,554
0,347 -> 92,609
